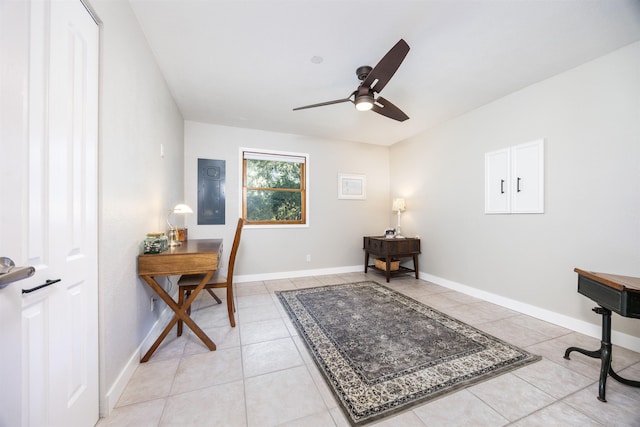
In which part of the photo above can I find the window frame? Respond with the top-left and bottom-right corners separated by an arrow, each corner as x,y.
239,147 -> 309,228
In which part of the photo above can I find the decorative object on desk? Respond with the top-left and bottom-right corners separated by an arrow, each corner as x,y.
384,228 -> 395,238
143,232 -> 168,254
277,281 -> 540,426
392,197 -> 406,238
177,227 -> 188,242
166,203 -> 193,247
338,173 -> 366,200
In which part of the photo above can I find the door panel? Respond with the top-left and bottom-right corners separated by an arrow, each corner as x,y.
22,301 -> 49,427
1,1 -> 99,426
21,4 -> 56,424
46,1 -> 99,426
485,148 -> 510,214
511,139 -> 544,213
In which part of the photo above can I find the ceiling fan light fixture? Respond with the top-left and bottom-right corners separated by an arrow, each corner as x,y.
354,94 -> 374,111
293,39 -> 410,121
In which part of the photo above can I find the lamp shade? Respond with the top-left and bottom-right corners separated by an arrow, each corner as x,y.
167,203 -> 193,230
392,198 -> 406,212
171,204 -> 193,214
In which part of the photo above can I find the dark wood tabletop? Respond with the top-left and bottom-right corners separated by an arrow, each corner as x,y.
574,268 -> 640,293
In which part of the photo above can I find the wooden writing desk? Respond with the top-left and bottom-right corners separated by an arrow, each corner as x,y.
564,268 -> 640,401
138,239 -> 223,362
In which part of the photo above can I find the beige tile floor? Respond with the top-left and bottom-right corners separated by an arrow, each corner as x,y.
97,272 -> 640,426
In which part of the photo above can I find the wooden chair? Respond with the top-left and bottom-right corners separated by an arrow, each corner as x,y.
177,218 -> 244,334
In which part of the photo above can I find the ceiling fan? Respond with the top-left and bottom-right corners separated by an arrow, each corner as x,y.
293,39 -> 410,122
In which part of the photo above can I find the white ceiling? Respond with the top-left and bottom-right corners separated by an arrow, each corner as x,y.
128,0 -> 640,146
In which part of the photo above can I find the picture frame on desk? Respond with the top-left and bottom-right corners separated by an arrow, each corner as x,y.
338,173 -> 366,200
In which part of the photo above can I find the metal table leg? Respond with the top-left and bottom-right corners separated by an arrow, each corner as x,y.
564,306 -> 640,402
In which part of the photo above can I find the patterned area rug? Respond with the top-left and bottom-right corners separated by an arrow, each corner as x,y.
276,281 -> 540,426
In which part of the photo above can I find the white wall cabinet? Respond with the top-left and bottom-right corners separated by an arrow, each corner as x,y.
485,139 -> 544,214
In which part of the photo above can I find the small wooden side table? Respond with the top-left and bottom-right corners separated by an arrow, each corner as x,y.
363,236 -> 421,282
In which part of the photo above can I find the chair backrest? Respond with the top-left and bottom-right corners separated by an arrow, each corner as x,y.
226,218 -> 244,285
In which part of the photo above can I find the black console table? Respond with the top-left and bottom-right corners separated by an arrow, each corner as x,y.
363,236 -> 420,282
564,268 -> 640,402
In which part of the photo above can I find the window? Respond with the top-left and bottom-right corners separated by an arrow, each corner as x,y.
241,149 -> 308,225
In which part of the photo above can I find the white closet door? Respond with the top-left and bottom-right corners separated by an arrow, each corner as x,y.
511,140 -> 544,213
485,148 -> 510,214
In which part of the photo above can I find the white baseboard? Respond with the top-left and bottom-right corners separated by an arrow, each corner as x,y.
101,347 -> 138,417
235,264 -> 363,283
422,272 -> 640,353
101,302 -> 175,416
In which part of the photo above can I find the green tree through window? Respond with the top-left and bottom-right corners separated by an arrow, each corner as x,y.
242,150 -> 307,225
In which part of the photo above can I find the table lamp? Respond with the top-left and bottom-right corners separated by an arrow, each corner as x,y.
167,203 -> 193,246
392,198 -> 406,238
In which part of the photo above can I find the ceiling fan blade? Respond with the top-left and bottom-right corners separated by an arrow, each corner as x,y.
293,97 -> 353,111
362,39 -> 410,94
371,96 -> 409,122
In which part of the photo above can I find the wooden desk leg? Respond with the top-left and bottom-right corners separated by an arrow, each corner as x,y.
141,314 -> 178,363
140,272 -> 216,362
364,251 -> 370,273
385,257 -> 391,282
178,275 -> 217,351
413,254 -> 419,279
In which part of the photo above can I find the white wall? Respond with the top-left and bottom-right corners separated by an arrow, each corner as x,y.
391,42 -> 640,341
91,0 -> 185,415
184,122 -> 391,278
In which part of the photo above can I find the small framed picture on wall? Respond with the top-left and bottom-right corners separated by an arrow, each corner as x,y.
338,173 -> 366,200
